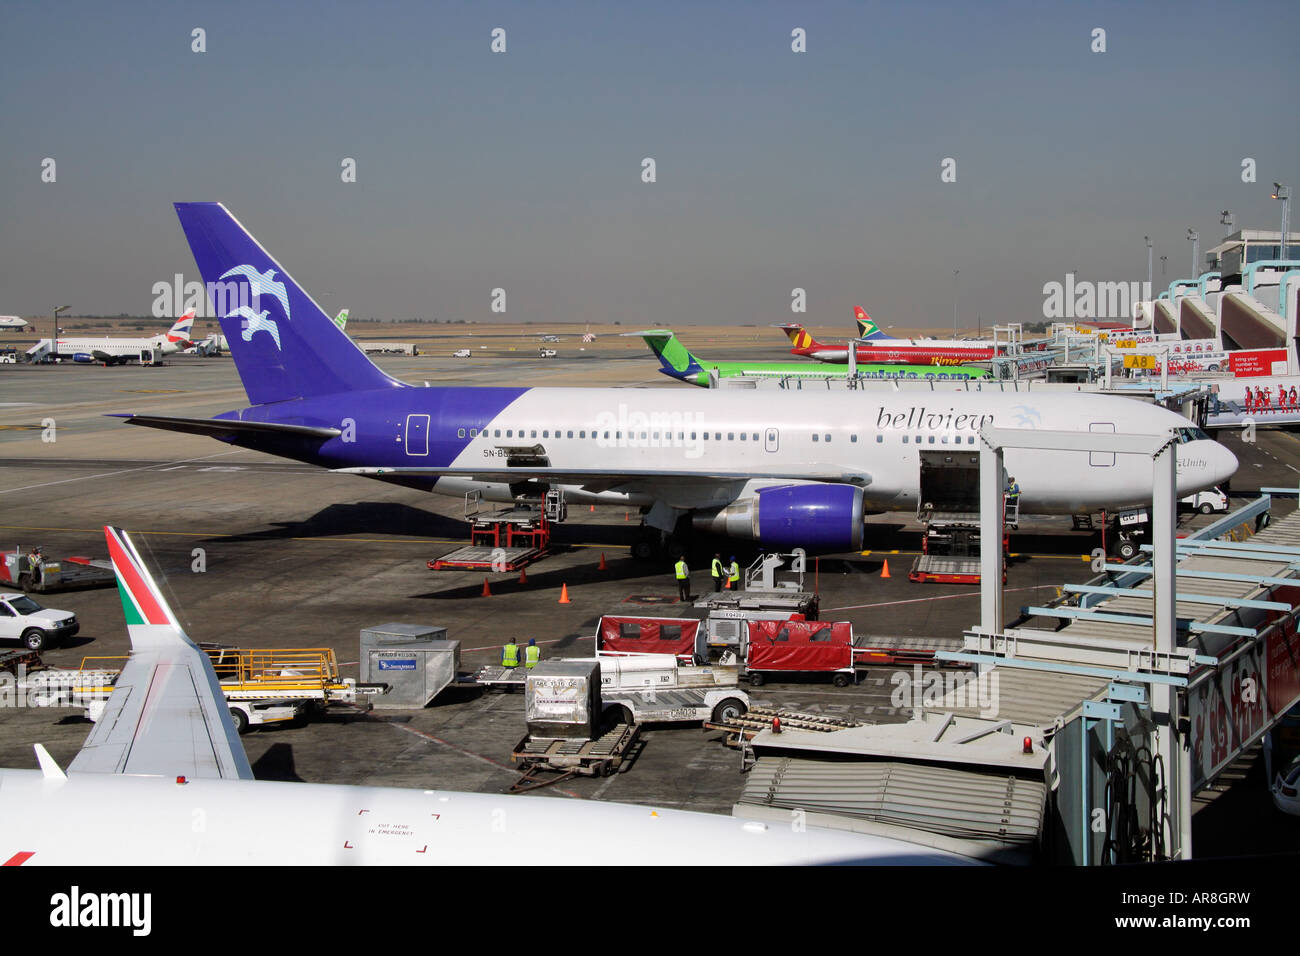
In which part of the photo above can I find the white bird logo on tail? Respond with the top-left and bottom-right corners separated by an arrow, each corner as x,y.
229,306 -> 281,349
219,265 -> 290,351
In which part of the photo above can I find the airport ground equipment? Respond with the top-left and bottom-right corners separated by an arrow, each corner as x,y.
910,451 -> 1011,584
594,615 -> 703,662
511,660 -> 652,789
36,647 -> 384,732
360,623 -> 468,709
427,490 -> 560,571
0,548 -> 115,593
738,619 -> 858,686
695,550 -> 819,645
482,650 -> 749,726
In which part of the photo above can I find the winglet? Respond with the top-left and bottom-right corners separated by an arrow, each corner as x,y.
33,744 -> 66,780
103,525 -> 188,651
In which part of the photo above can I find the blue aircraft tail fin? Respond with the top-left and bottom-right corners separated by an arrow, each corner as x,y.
173,203 -> 403,406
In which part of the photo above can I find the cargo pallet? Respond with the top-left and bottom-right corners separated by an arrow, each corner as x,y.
509,722 -> 640,791
0,649 -> 42,677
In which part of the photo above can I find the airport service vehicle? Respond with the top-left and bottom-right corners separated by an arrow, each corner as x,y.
634,329 -> 991,387
32,311 -> 195,365
0,548 -> 115,593
539,348 -> 557,358
0,527 -> 970,866
737,619 -> 857,687
109,203 -> 1235,559
594,651 -> 748,726
782,322 -> 997,366
909,450 -> 1011,585
0,350 -> 16,364
428,490 -> 558,571
1272,753 -> 1300,816
1181,487 -> 1229,514
453,348 -> 471,358
35,646 -> 383,733
0,592 -> 78,652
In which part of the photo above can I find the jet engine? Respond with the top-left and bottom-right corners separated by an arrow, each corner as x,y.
692,483 -> 865,552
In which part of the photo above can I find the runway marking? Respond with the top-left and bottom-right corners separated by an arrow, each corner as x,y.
823,584 -> 1057,613
0,450 -> 247,495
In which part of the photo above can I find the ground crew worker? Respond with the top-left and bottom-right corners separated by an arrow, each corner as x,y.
726,556 -> 740,590
502,637 -> 520,669
26,547 -> 44,589
710,553 -> 724,592
1006,477 -> 1021,520
674,556 -> 690,601
525,638 -> 540,669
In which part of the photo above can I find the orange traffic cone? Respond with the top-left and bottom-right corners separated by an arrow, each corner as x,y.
518,567 -> 528,584
558,583 -> 571,604
598,552 -> 608,571
481,577 -> 492,596
880,560 -> 891,579
589,504 -> 595,512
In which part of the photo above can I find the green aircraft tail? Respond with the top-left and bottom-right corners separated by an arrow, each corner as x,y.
333,309 -> 349,331
637,330 -> 704,380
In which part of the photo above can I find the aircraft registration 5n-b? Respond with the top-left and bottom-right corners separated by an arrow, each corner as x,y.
111,203 -> 1236,555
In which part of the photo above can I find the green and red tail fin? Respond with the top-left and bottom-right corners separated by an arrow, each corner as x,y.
103,526 -> 190,650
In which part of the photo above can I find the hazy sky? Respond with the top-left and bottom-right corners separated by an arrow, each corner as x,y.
2,0 -> 1297,330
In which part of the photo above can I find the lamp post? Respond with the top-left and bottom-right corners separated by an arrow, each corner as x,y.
52,305 -> 69,362
1273,183 -> 1291,259
1160,255 -> 1167,277
1186,229 -> 1199,276
1145,236 -> 1153,296
952,269 -> 959,337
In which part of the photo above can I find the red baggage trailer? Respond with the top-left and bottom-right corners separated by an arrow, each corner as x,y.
743,619 -> 855,687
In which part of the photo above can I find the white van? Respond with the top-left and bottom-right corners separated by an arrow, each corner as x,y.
1181,487 -> 1229,514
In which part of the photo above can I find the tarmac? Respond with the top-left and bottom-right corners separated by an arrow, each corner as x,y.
1,348 -> 1297,855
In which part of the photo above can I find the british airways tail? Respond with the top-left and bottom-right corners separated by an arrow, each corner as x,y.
166,310 -> 196,344
174,203 -> 403,405
853,307 -> 888,340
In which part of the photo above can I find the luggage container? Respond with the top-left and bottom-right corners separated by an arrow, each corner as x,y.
524,660 -> 601,740
741,619 -> 856,687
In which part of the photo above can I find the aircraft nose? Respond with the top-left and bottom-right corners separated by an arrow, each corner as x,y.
1212,440 -> 1238,487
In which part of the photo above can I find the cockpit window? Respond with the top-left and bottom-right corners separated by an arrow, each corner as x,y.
1176,427 -> 1210,443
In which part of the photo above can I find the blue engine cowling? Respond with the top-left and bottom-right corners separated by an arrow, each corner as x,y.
72,353 -> 94,363
693,484 -> 865,552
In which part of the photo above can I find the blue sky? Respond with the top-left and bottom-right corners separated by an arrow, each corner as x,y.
2,0 -> 1297,329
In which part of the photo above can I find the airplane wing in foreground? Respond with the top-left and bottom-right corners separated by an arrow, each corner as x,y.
66,527 -> 254,781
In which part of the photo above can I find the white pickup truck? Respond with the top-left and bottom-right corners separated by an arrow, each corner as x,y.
0,591 -> 79,651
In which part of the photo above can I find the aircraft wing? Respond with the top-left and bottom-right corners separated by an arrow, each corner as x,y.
66,527 -> 254,781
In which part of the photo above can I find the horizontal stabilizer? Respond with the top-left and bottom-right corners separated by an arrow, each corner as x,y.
109,413 -> 341,441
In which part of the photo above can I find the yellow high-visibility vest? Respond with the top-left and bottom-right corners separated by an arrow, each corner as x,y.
711,558 -> 723,577
525,645 -> 540,668
727,563 -> 740,583
502,643 -> 520,667
674,560 -> 688,579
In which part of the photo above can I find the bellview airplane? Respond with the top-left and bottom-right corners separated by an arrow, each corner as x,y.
111,203 -> 1235,554
52,311 -> 195,365
782,321 -> 999,366
0,526 -> 972,865
636,329 -> 991,386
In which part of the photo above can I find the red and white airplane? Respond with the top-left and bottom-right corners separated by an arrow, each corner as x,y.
780,310 -> 999,366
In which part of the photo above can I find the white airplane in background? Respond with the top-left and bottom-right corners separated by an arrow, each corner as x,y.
0,526 -> 971,866
0,316 -> 33,331
50,312 -> 195,365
